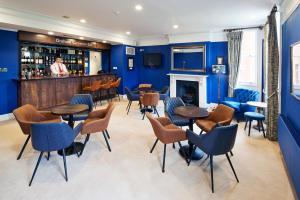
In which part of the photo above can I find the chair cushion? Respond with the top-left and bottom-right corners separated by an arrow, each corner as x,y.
164,124 -> 180,130
195,119 -> 217,133
170,115 -> 190,126
244,112 -> 265,120
222,101 -> 241,112
62,111 -> 89,121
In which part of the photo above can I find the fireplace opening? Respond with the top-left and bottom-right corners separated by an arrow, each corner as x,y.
176,80 -> 199,106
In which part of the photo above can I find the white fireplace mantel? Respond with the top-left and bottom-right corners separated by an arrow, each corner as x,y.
167,73 -> 208,107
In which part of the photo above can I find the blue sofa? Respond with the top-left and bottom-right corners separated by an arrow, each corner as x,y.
222,88 -> 259,121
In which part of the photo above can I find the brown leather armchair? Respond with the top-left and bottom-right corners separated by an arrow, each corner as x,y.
146,113 -> 188,173
109,78 -> 121,101
80,103 -> 115,155
13,104 -> 61,160
195,104 -> 234,134
140,92 -> 160,120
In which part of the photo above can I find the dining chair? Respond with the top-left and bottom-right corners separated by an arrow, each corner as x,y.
159,86 -> 170,102
62,94 -> 93,124
187,124 -> 239,193
165,97 -> 189,127
140,92 -> 160,120
80,103 -> 115,155
13,104 -> 61,160
146,113 -> 189,173
29,122 -> 82,186
125,87 -> 140,115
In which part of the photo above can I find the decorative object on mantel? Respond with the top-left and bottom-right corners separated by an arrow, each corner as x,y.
212,65 -> 226,104
217,57 -> 224,65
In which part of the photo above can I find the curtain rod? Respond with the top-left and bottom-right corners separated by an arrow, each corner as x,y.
223,25 -> 264,32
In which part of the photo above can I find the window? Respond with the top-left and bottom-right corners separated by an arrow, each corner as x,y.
237,30 -> 259,87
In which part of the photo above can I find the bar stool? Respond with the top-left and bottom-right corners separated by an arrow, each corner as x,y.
99,82 -> 112,104
82,81 -> 101,107
244,112 -> 266,138
109,78 -> 121,101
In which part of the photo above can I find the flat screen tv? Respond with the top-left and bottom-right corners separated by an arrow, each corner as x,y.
143,53 -> 162,67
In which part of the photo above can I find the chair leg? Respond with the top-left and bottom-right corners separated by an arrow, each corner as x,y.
73,143 -> 80,158
200,130 -> 204,135
178,142 -> 189,165
80,134 -> 90,156
261,120 -> 266,138
210,155 -> 214,193
248,120 -> 252,136
17,135 -> 31,160
126,101 -> 130,110
258,120 -> 261,132
226,153 -> 239,183
154,106 -> 160,117
127,101 -> 132,115
62,149 -> 68,182
162,144 -> 166,173
150,138 -> 159,153
105,129 -> 110,139
244,119 -> 248,131
102,131 -> 111,152
172,143 -> 175,149
47,152 -> 50,161
142,106 -> 146,120
188,145 -> 196,166
230,151 -> 234,156
29,151 -> 43,186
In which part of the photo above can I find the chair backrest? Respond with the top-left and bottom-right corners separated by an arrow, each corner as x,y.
139,84 -> 152,89
234,88 -> 259,103
165,97 -> 185,116
125,87 -> 133,100
70,94 -> 94,112
111,77 -> 121,88
141,93 -> 159,106
146,113 -> 166,142
208,104 -> 235,125
187,124 -> 238,156
102,102 -> 115,129
13,104 -> 46,135
31,122 -> 75,152
160,86 -> 170,95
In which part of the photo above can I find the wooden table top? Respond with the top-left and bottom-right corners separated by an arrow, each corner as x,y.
174,106 -> 209,119
51,104 -> 89,115
247,101 -> 267,108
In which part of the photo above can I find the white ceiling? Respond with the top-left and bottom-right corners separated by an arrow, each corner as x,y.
0,0 -> 279,39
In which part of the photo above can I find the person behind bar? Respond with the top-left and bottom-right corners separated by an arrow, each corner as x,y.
50,56 -> 69,76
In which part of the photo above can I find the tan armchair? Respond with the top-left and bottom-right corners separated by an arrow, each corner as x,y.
146,113 -> 188,173
13,104 -> 61,160
140,92 -> 160,120
80,103 -> 115,155
195,104 -> 234,134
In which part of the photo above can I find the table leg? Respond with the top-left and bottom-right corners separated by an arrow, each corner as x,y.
179,119 -> 204,161
68,114 -> 74,128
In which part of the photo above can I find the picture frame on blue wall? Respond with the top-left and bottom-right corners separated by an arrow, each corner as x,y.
290,42 -> 300,100
128,57 -> 134,71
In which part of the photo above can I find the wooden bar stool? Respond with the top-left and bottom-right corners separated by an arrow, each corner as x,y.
244,112 -> 266,138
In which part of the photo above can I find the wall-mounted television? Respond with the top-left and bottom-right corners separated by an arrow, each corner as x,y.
143,53 -> 162,67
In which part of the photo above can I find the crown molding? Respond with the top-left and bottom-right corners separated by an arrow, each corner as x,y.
0,6 -> 136,45
280,0 -> 300,24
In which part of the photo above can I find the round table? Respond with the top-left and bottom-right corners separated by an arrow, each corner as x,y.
247,101 -> 267,130
51,104 -> 89,156
174,106 -> 209,160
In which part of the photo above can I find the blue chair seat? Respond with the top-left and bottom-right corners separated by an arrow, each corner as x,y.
171,115 -> 190,127
222,101 -> 241,112
244,112 -> 265,120
62,111 -> 89,121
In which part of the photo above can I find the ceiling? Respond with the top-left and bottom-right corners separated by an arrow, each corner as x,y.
0,0 -> 281,39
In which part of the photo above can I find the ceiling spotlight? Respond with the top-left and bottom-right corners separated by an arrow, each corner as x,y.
79,36 -> 84,40
103,40 -> 107,43
80,19 -> 86,23
48,31 -> 54,35
173,24 -> 179,29
135,4 -> 143,11
126,31 -> 131,35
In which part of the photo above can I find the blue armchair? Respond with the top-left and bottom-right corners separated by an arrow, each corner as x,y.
125,87 -> 140,115
187,124 -> 239,193
222,88 -> 259,121
165,97 -> 189,127
29,122 -> 82,186
159,86 -> 170,102
62,94 -> 94,122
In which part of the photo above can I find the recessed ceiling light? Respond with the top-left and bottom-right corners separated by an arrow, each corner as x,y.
135,4 -> 143,11
103,40 -> 107,43
79,36 -> 84,40
48,31 -> 54,35
173,24 -> 179,29
80,19 -> 86,23
126,31 -> 131,35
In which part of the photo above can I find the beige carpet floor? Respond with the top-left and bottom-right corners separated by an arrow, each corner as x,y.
0,100 -> 295,200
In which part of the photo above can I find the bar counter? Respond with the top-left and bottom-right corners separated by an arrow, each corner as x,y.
17,74 -> 116,110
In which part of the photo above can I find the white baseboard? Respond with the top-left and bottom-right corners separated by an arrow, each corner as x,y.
0,113 -> 14,121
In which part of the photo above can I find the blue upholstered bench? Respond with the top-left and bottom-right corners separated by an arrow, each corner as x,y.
244,112 -> 266,137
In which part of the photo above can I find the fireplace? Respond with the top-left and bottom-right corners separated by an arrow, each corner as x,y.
176,80 -> 199,106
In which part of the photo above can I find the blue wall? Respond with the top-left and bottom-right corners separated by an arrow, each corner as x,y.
0,30 -> 19,115
280,5 -> 300,198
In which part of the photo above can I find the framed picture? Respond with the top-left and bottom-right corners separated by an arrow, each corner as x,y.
217,56 -> 224,65
128,57 -> 134,70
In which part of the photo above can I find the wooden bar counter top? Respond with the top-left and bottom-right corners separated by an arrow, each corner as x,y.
16,74 -> 116,110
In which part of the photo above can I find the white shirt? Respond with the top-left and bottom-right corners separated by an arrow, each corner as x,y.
50,62 -> 69,75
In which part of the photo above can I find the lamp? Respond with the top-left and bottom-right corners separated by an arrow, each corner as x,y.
212,65 -> 226,104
